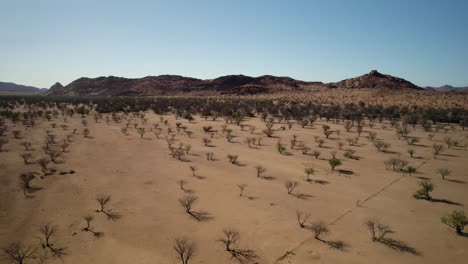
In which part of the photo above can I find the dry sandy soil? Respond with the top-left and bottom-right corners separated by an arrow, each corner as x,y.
1,111 -> 467,264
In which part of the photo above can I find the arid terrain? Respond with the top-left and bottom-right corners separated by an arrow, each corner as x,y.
1,100 -> 467,264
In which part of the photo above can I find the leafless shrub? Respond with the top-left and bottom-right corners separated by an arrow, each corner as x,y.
37,158 -> 51,173
189,166 -> 198,177
82,215 -> 103,237
285,181 -> 298,194
19,153 -> 33,164
18,172 -> 39,197
202,137 -> 212,146
237,184 -> 247,197
218,228 -> 258,264
96,195 -> 121,220
21,141 -> 32,151
374,141 -> 390,152
82,128 -> 90,138
436,168 -> 451,180
179,195 -> 197,214
2,243 -> 36,264
310,221 -> 329,240
227,154 -> 239,165
255,165 -> 266,178
312,150 -> 321,159
174,238 -> 196,264
296,211 -> 311,228
432,143 -> 444,158
39,223 -> 66,258
206,152 -> 214,161
137,127 -> 145,138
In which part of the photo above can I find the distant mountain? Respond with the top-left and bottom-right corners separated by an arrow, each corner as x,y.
46,74 -> 319,96
327,70 -> 422,90
45,70 -> 427,97
0,81 -> 47,94
425,85 -> 468,92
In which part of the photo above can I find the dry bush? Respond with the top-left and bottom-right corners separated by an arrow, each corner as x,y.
174,238 -> 196,264
19,153 -> 33,164
296,211 -> 311,228
39,223 -> 66,258
285,181 -> 298,194
2,243 -> 36,264
255,165 -> 266,178
310,221 -> 329,240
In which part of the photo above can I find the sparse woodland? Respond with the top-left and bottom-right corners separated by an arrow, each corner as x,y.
0,95 -> 467,263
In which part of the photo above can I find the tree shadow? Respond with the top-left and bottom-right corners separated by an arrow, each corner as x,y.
416,176 -> 430,180
446,179 -> 466,184
260,175 -> 276,181
189,211 -> 213,222
102,210 -> 122,220
291,193 -> 313,200
430,198 -> 463,206
324,239 -> 350,251
378,238 -> 421,255
439,153 -> 459,158
311,179 -> 330,185
338,169 -> 354,175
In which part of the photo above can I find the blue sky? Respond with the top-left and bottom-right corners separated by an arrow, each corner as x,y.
1,0 -> 467,88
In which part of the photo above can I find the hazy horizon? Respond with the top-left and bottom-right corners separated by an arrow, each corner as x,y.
1,0 -> 467,88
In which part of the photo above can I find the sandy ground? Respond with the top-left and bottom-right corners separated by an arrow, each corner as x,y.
1,111 -> 467,264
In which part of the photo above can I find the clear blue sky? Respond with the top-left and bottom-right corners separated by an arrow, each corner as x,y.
1,0 -> 467,88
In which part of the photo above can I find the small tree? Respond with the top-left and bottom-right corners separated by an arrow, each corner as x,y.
406,166 -> 416,176
83,128 -> 90,138
21,141 -> 32,151
18,172 -> 36,197
407,149 -> 415,158
19,153 -> 32,164
82,215 -> 102,237
39,223 -> 66,258
237,184 -> 247,197
414,181 -> 434,200
174,238 -> 196,264
365,219 -> 394,241
285,181 -> 298,194
255,165 -> 266,177
310,221 -> 329,240
137,127 -> 145,138
296,211 -> 310,228
189,166 -> 198,177
304,167 -> 315,182
432,143 -> 444,158
2,243 -> 36,264
179,195 -> 197,214
227,154 -> 238,165
436,168 -> 451,180
441,210 -> 467,235
337,142 -> 344,150
37,158 -> 51,173
312,150 -> 321,159
329,158 -> 342,171
202,137 -> 211,146
12,130 -> 22,139
177,180 -> 187,191
276,141 -> 286,154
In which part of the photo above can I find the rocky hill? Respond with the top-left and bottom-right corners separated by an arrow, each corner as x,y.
46,70 -> 425,96
328,70 -> 422,90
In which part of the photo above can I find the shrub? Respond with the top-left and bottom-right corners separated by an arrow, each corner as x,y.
276,141 -> 286,154
255,165 -> 266,177
329,158 -> 342,171
413,181 -> 434,200
174,238 -> 196,264
432,143 -> 444,158
310,221 -> 329,240
285,181 -> 298,194
227,154 -> 238,165
312,150 -> 321,159
304,167 -> 315,182
436,168 -> 451,179
441,210 -> 467,235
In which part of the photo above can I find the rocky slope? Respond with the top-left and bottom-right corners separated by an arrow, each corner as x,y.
46,70 -> 424,96
328,70 -> 422,90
